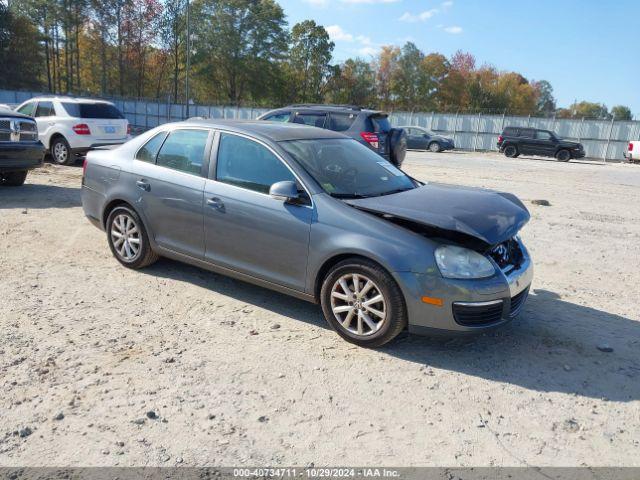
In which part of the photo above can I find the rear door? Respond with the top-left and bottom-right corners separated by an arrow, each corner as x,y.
131,128 -> 212,258
33,101 -> 56,144
517,128 -> 536,154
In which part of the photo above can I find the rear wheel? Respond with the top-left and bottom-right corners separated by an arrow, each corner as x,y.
503,144 -> 519,158
51,137 -> 74,165
555,149 -> 571,162
428,141 -> 441,153
0,170 -> 28,186
106,206 -> 159,269
320,258 -> 407,348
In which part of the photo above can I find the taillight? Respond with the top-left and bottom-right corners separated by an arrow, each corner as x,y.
127,123 -> 131,136
360,132 -> 379,149
82,157 -> 88,181
73,123 -> 91,135
629,142 -> 634,152
498,135 -> 504,143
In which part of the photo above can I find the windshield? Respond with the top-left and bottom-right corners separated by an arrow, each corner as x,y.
280,138 -> 415,198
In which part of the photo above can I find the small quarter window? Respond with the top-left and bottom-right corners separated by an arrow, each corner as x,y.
136,132 -> 167,163
156,129 -> 209,175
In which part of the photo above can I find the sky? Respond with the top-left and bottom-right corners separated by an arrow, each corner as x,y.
278,0 -> 640,116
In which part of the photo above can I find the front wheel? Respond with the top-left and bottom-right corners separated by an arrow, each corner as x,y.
428,142 -> 441,153
555,149 -> 571,162
106,206 -> 159,269
1,170 -> 28,186
320,258 -> 407,348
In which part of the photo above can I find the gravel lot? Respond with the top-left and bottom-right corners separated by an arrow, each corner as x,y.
1,151 -> 639,467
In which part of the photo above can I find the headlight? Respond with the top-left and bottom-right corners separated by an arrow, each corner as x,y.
434,245 -> 496,279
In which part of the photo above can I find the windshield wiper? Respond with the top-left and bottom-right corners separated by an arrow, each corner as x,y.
330,193 -> 370,199
369,187 -> 415,197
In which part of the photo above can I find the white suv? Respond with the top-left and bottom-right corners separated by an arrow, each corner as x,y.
15,96 -> 130,165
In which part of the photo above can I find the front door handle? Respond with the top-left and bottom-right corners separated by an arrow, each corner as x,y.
136,180 -> 150,192
207,197 -> 225,211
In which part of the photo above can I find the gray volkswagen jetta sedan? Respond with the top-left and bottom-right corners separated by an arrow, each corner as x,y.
82,119 -> 533,347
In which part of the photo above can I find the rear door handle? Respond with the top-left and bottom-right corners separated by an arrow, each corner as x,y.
207,197 -> 225,211
136,180 -> 150,192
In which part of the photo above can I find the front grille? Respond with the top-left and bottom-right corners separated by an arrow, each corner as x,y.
0,117 -> 38,143
453,300 -> 504,326
508,287 -> 529,318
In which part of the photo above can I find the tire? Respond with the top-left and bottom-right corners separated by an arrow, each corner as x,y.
50,136 -> 75,165
1,170 -> 28,186
555,149 -> 571,162
320,258 -> 407,348
106,205 -> 159,269
428,142 -> 441,153
503,144 -> 518,158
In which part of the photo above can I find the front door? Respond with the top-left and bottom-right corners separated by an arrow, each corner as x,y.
131,128 -> 211,258
203,132 -> 313,291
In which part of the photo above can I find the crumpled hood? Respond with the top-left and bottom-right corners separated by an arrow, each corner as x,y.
344,183 -> 530,249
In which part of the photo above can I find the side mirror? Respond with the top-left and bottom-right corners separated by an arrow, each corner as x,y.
269,180 -> 300,202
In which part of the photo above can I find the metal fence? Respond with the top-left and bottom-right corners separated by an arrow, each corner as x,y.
2,89 -> 638,161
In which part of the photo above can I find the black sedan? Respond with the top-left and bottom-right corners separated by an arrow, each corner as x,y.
400,125 -> 455,153
0,107 -> 44,186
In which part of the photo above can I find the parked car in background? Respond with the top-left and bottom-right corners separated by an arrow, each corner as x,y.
15,96 -> 130,165
0,106 -> 45,186
0,103 -> 12,110
257,105 -> 407,167
400,125 -> 455,153
82,120 -> 533,347
497,126 -> 585,162
624,141 -> 638,163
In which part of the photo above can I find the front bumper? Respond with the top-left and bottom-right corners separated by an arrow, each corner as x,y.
0,142 -> 45,172
396,244 -> 534,336
572,149 -> 586,159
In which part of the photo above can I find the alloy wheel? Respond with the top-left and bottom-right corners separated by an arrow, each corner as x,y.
110,213 -> 141,261
330,273 -> 387,337
429,142 -> 440,153
53,142 -> 68,163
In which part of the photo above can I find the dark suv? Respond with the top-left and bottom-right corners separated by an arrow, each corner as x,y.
258,105 -> 407,167
497,126 -> 585,162
1,107 -> 45,186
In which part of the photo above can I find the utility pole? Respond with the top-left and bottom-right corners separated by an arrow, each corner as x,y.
185,0 -> 191,119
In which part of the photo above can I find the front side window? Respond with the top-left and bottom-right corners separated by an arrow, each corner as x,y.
17,102 -> 36,116
264,112 -> 291,122
34,101 -> 54,117
216,133 -> 296,194
293,113 -> 327,129
519,129 -> 535,139
280,138 -> 415,198
156,129 -> 209,175
136,132 -> 167,163
328,113 -> 356,132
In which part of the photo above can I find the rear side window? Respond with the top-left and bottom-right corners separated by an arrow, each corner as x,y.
62,102 -> 124,119
293,113 -> 327,129
136,132 -> 167,163
503,127 -> 518,136
156,129 -> 209,175
519,129 -> 535,138
34,101 -> 55,117
216,133 -> 296,194
264,112 -> 290,122
369,115 -> 391,133
17,102 -> 36,116
328,113 -> 356,132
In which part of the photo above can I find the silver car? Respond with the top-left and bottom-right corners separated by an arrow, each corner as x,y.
81,120 -> 533,347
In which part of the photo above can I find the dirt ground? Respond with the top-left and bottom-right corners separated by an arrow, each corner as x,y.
1,151 -> 639,467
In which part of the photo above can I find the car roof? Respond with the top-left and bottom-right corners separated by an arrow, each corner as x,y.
182,119 -> 349,142
266,105 -> 385,115
23,96 -> 114,105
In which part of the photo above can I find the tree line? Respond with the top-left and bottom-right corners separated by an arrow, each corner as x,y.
0,0 -> 634,120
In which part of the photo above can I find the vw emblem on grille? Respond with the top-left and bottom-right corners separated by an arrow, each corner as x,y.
9,120 -> 21,142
